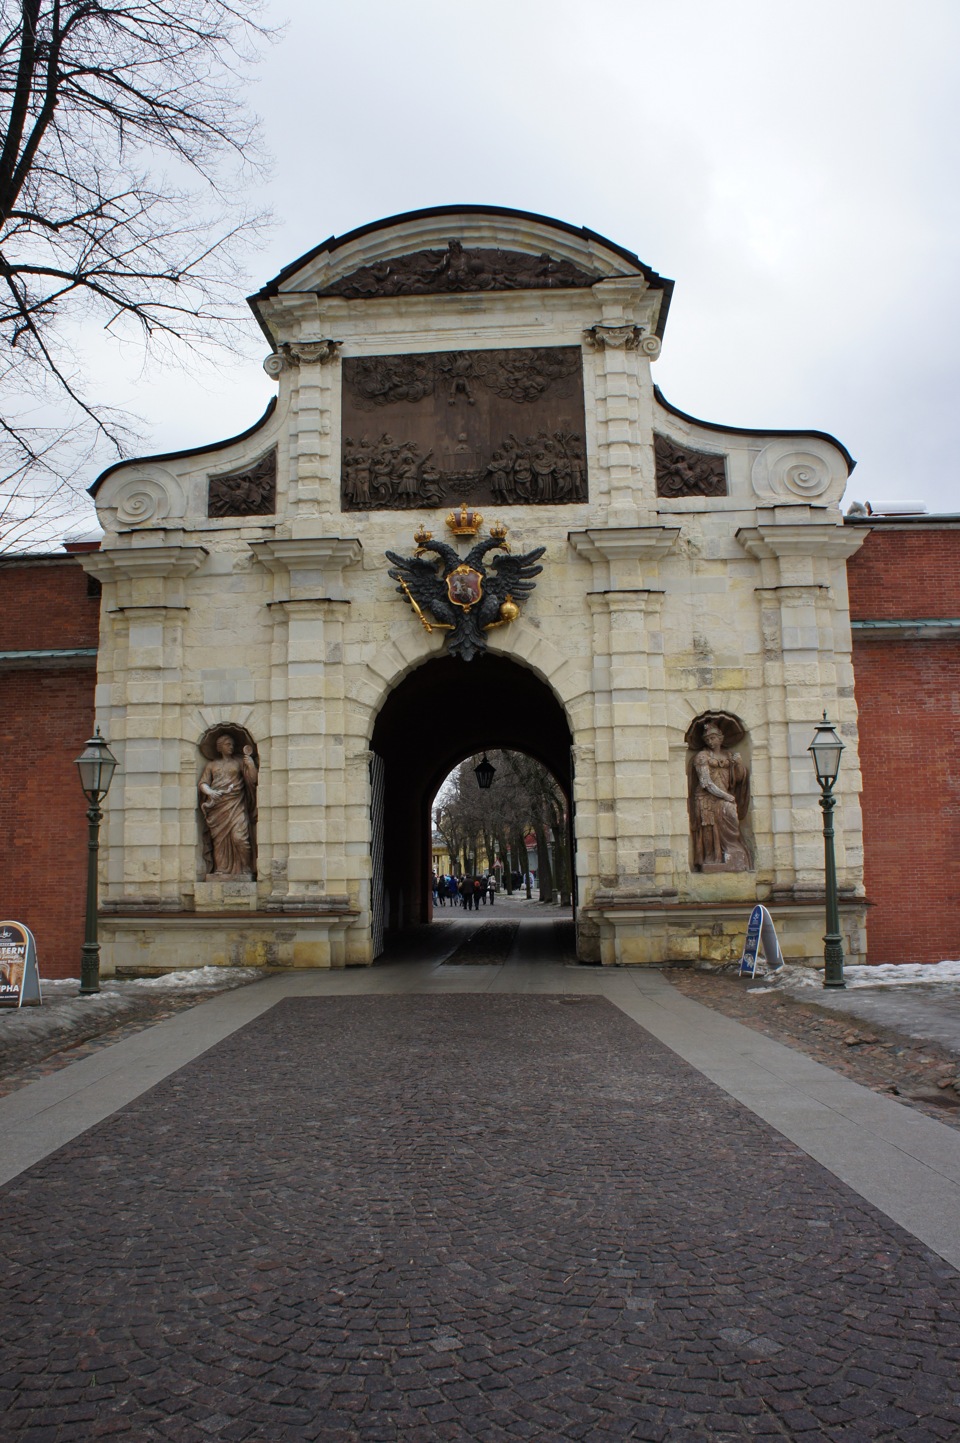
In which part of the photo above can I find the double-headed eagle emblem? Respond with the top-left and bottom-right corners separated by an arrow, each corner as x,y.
386,507 -> 545,661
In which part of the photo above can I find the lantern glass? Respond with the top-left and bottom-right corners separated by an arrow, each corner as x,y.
474,754 -> 496,790
75,728 -> 118,802
808,714 -> 844,788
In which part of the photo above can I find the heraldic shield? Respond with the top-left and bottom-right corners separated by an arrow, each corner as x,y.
447,566 -> 483,610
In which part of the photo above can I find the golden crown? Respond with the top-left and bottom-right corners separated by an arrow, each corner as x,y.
446,504 -> 483,537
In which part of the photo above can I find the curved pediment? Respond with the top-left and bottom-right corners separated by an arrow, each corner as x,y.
249,203 -> 672,314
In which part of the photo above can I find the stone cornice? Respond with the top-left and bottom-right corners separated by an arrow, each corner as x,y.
250,537 -> 363,575
569,527 -> 680,566
736,523 -> 867,562
79,544 -> 208,582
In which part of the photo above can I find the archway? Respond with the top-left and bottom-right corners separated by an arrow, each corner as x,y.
370,653 -> 574,945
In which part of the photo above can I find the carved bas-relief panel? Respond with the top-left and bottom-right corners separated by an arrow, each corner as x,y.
655,434 -> 727,498
208,449 -> 277,518
341,347 -> 587,511
322,239 -> 600,298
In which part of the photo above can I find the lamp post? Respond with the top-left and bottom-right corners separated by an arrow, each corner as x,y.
808,712 -> 845,990
75,727 -> 118,996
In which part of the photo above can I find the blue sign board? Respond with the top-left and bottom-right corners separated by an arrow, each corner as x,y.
739,905 -> 785,978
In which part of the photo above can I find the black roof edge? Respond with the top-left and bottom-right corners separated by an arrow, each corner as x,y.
843,512 -> 960,525
654,387 -> 856,475
248,204 -> 674,337
0,551 -> 85,566
88,398 -> 278,497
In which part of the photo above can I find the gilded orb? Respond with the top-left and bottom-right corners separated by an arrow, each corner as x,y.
499,597 -> 520,623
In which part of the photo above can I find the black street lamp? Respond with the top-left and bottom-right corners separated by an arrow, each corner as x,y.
474,754 -> 496,790
75,727 -> 118,996
808,712 -> 845,990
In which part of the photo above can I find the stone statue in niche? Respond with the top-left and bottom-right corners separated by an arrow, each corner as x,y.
686,713 -> 751,872
198,729 -> 259,878
208,450 -> 277,517
655,434 -> 727,498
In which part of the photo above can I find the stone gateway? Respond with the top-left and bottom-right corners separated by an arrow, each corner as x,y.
84,206 -> 867,972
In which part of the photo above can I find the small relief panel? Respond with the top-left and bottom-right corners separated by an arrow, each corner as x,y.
655,434 -> 727,498
207,449 -> 277,518
341,347 -> 587,511
322,239 -> 600,298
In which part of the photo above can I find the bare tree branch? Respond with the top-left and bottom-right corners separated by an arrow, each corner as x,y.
434,751 -> 571,897
0,0 -> 274,548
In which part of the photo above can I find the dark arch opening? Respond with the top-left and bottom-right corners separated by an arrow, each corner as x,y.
370,653 -> 573,940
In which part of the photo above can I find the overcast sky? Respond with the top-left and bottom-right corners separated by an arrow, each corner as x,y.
73,0 -> 960,535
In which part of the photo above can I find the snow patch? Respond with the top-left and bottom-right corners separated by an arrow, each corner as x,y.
778,960 -> 960,993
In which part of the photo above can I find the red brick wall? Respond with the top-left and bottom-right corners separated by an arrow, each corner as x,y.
0,557 -> 100,651
0,668 -> 96,978
0,559 -> 99,979
848,525 -> 960,964
847,526 -> 960,620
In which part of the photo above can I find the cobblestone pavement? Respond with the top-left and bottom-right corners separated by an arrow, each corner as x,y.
3,993 -> 960,1441
666,970 -> 960,1132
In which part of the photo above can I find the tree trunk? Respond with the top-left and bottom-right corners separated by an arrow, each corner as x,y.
500,839 -> 514,894
552,815 -> 572,906
513,830 -> 531,898
534,818 -> 553,903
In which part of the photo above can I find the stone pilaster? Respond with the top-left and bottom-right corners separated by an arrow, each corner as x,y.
736,516 -> 868,898
266,339 -> 341,521
569,527 -> 680,902
583,278 -> 662,523
81,543 -> 207,907
250,535 -> 361,914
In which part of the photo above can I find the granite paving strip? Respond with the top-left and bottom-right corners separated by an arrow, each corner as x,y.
2,992 -> 960,1442
441,921 -> 520,965
0,982 -> 264,1100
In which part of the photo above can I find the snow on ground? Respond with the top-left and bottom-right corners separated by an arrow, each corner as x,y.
0,968 -> 263,1049
743,959 -> 960,995
784,960 -> 960,990
40,966 -> 261,994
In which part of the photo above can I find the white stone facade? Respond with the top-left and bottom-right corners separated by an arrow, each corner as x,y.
86,207 -> 867,972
